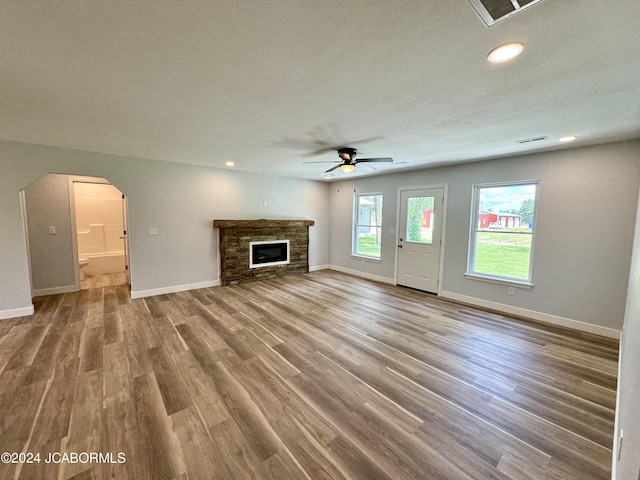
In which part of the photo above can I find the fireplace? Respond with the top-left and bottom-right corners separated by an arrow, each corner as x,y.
250,240 -> 290,268
213,219 -> 314,285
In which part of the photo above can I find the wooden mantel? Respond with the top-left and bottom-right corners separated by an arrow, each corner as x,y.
213,219 -> 314,228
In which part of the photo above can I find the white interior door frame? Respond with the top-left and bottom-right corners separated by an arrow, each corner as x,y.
394,184 -> 448,294
68,175 -> 131,289
68,176 -> 112,290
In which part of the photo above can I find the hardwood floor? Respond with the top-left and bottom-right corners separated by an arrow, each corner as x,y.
0,271 -> 618,479
80,272 -> 128,290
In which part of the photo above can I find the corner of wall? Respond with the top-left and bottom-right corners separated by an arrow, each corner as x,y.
0,304 -> 35,320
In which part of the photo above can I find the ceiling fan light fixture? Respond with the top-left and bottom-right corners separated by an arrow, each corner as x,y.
487,42 -> 524,63
340,164 -> 355,173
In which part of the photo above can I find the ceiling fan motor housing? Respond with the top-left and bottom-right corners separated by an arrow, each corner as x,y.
338,147 -> 357,162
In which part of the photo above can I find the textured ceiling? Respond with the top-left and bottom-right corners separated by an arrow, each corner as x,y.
0,1 -> 639,180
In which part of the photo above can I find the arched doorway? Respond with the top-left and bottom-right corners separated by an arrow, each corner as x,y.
22,173 -> 130,296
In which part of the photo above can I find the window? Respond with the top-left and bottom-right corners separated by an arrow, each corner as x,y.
353,193 -> 383,259
467,181 -> 538,285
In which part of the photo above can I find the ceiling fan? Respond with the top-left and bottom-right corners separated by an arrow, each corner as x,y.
304,147 -> 393,174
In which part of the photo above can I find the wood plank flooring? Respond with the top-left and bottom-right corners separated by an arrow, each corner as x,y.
0,270 -> 618,479
80,272 -> 128,290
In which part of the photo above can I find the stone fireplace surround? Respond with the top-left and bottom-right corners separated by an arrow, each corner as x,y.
213,219 -> 314,286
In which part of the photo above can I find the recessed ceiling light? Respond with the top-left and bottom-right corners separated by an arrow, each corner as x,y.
558,135 -> 577,142
487,42 -> 524,63
225,161 -> 235,167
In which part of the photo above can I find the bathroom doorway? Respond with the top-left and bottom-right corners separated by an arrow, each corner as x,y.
22,173 -> 131,297
70,178 -> 129,290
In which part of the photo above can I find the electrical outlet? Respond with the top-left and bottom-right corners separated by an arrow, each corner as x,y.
507,286 -> 515,296
148,227 -> 158,235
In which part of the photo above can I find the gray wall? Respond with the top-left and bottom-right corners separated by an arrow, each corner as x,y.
614,188 -> 640,480
24,174 -> 77,294
0,139 -> 330,316
328,141 -> 640,332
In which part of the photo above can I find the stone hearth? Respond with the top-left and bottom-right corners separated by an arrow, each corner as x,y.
213,219 -> 314,285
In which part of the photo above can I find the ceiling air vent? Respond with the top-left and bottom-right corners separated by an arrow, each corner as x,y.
467,0 -> 544,26
516,136 -> 548,144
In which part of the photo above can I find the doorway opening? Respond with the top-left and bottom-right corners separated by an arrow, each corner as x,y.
71,178 -> 129,290
22,173 -> 130,297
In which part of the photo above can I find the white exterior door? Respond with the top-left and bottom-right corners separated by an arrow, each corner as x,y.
397,187 -> 444,293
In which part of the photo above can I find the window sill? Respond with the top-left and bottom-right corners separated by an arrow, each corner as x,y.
464,273 -> 533,289
351,254 -> 382,263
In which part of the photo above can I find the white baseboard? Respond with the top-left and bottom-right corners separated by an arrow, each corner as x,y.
0,305 -> 35,320
131,280 -> 221,299
310,264 -> 330,272
32,285 -> 78,297
441,290 -> 620,339
328,265 -> 395,285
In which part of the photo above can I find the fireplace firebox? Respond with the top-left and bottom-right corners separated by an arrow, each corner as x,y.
250,240 -> 290,268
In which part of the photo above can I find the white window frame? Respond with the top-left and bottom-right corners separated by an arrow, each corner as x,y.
352,192 -> 383,260
466,180 -> 539,288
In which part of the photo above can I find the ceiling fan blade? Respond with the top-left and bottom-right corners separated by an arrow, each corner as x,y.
305,145 -> 344,157
358,163 -> 377,172
357,157 -> 393,163
325,164 -> 342,173
302,160 -> 340,164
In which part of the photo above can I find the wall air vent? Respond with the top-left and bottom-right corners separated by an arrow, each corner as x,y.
467,0 -> 544,26
516,136 -> 548,144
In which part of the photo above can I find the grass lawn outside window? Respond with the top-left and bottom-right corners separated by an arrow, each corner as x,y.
468,181 -> 538,284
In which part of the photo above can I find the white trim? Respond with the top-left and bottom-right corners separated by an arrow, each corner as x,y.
464,273 -> 533,289
19,189 -> 34,296
32,285 -> 78,297
352,192 -> 383,259
441,290 -> 620,339
611,332 -> 624,480
611,331 -> 623,479
350,254 -> 381,263
309,264 -> 330,272
329,265 -> 395,285
131,280 -> 220,299
0,305 -> 35,320
68,177 -> 80,290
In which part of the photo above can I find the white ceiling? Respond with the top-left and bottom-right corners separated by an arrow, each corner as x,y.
1,1 -> 639,181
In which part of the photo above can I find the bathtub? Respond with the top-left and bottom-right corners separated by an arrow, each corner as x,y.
77,223 -> 126,275
80,251 -> 126,276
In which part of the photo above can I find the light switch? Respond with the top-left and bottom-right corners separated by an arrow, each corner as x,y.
48,226 -> 56,235
148,227 -> 158,235
388,228 -> 396,235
